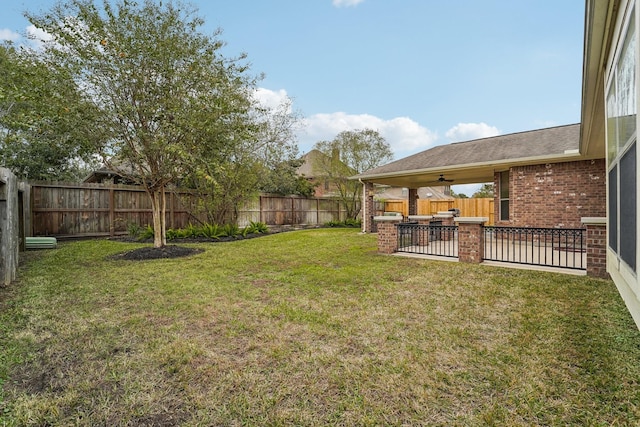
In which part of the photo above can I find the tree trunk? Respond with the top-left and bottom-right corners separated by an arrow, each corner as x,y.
161,185 -> 167,246
149,189 -> 164,248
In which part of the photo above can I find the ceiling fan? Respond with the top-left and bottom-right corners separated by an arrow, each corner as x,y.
433,174 -> 454,183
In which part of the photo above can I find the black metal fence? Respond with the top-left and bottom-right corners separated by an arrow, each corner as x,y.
397,223 -> 458,258
483,226 -> 586,270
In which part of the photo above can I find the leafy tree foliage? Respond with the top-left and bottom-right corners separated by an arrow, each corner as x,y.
314,129 -> 393,219
0,44 -> 100,180
184,93 -> 303,224
259,158 -> 317,197
27,0 -> 298,246
472,183 -> 494,198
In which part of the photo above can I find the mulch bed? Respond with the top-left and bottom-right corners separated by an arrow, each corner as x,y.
108,245 -> 205,261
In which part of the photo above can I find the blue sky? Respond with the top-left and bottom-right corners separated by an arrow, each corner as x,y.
1,0 -> 585,191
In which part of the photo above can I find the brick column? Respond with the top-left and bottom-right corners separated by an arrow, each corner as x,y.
582,217 -> 609,279
374,216 -> 402,254
455,217 -> 488,264
363,181 -> 375,233
408,188 -> 418,216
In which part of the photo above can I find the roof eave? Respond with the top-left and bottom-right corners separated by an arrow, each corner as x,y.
353,151 -> 587,183
580,0 -> 618,158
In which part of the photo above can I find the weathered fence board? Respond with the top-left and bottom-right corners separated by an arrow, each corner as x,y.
30,183 -> 356,238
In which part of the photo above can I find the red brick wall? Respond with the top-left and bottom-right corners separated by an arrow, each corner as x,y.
494,159 -> 606,229
585,223 -> 609,279
458,222 -> 484,263
376,221 -> 400,254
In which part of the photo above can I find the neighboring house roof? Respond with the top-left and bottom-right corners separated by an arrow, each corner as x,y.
354,123 -> 588,188
296,149 -> 326,178
296,149 -> 354,178
83,161 -> 136,184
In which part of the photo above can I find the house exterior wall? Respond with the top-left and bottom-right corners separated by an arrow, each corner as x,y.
493,159 -> 606,229
599,0 -> 640,330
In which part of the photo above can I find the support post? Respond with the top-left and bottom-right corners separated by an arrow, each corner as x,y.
581,217 -> 609,279
374,216 -> 402,254
408,188 -> 418,216
455,217 -> 488,264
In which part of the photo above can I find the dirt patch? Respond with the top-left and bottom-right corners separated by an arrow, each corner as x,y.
109,245 -> 204,261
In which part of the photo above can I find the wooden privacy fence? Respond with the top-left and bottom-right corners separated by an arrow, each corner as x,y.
383,198 -> 495,225
30,183 -> 355,238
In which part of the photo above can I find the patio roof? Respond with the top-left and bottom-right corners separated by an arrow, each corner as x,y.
353,123 -> 591,188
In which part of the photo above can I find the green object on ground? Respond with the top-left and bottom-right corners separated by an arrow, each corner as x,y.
24,236 -> 57,250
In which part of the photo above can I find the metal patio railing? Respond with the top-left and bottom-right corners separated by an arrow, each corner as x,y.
483,226 -> 586,270
397,223 -> 458,258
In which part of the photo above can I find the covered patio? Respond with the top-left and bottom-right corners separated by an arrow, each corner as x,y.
353,124 -> 608,278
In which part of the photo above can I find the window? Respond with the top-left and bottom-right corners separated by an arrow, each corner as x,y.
606,7 -> 637,273
499,171 -> 509,222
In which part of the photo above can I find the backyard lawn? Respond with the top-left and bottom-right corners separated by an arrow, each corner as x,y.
1,228 -> 639,426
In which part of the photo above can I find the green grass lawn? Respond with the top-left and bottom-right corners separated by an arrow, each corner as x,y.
1,228 -> 640,426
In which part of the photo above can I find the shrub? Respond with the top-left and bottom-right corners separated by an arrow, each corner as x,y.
184,223 -> 200,238
165,228 -> 179,241
222,223 -> 240,238
325,219 -> 362,228
244,221 -> 269,235
141,224 -> 154,239
200,223 -> 226,239
127,222 -> 142,238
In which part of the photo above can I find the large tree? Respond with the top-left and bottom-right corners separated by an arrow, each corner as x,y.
0,43 -> 101,180
28,0 -> 263,247
184,92 -> 303,224
314,129 -> 393,219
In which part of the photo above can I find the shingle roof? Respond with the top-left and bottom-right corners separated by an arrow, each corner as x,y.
356,124 -> 581,181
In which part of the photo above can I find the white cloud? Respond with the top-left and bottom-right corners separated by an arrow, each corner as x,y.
332,0 -> 365,7
253,87 -> 290,110
0,28 -> 21,42
25,25 -> 53,48
299,112 -> 438,159
445,122 -> 500,142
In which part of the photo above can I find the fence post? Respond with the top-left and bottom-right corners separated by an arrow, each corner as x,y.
581,217 -> 609,279
109,186 -> 115,237
374,216 -> 403,254
455,217 -> 488,264
0,168 -> 19,286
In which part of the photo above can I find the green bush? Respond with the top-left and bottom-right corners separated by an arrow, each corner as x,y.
244,221 -> 269,235
222,224 -> 240,238
325,219 -> 362,228
184,223 -> 201,238
127,222 -> 142,238
141,224 -> 154,239
200,223 -> 226,239
166,228 -> 179,241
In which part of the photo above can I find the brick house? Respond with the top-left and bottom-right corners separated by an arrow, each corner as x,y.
352,0 -> 640,330
296,149 -> 353,198
355,123 -> 606,232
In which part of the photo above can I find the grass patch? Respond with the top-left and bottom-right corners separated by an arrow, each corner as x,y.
1,229 -> 640,425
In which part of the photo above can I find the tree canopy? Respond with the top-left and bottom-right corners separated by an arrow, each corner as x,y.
313,129 -> 393,219
23,0 -> 300,246
0,43 -> 100,180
